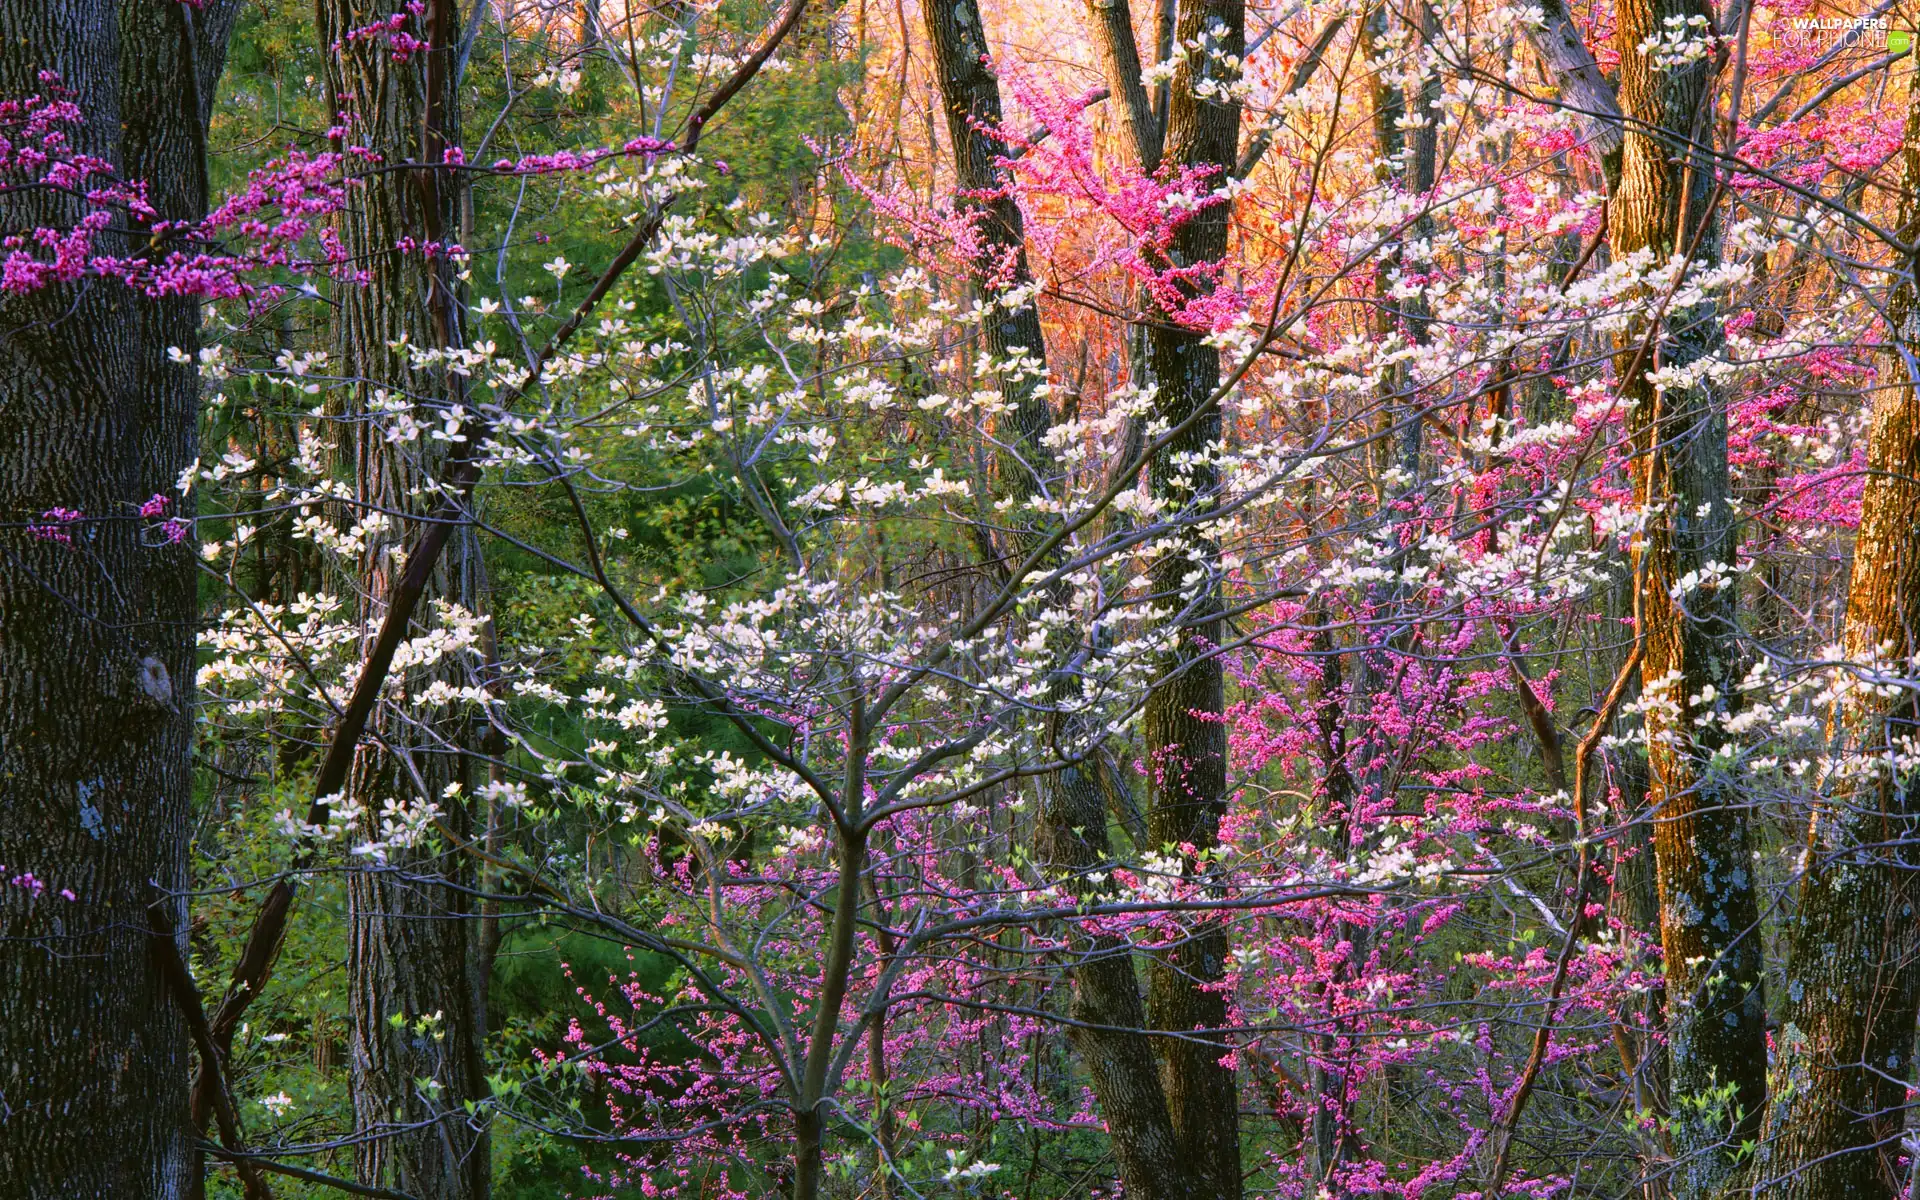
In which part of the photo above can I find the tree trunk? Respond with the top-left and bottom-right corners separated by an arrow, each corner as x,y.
1758,71 -> 1920,1200
0,0 -> 235,1194
317,2 -> 491,1196
1520,0 -> 1623,181
1083,0 -> 1161,171
1139,3 -> 1245,1198
920,5 -> 1189,1196
1610,1 -> 1766,1193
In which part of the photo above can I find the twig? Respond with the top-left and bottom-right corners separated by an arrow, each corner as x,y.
1236,14 -> 1347,177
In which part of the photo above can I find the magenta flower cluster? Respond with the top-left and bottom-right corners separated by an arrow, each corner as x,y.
337,0 -> 431,62
27,507 -> 82,543
0,75 -> 683,310
4,868 -> 76,902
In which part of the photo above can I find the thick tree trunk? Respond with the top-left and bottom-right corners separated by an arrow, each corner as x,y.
1758,73 -> 1920,1200
1037,761 -> 1191,1200
0,1 -> 234,1194
1083,0 -> 1162,171
318,3 -> 491,1197
921,6 -> 1189,1196
920,0 -> 1052,464
1138,4 -> 1245,1198
1610,1 -> 1766,1194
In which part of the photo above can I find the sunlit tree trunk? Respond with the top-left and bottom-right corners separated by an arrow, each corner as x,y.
1758,70 -> 1920,1200
0,0 -> 235,1194
1611,0 -> 1766,1193
1083,0 -> 1161,172
318,2 -> 491,1196
1603,563 -> 1670,1150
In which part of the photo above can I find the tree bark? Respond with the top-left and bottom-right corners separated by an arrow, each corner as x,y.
1757,69 -> 1920,1200
1610,1 -> 1766,1193
1138,3 -> 1245,1198
1083,0 -> 1162,171
317,2 -> 491,1196
920,6 -> 1190,1196
0,0 -> 236,1194
1521,0 -> 1623,181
